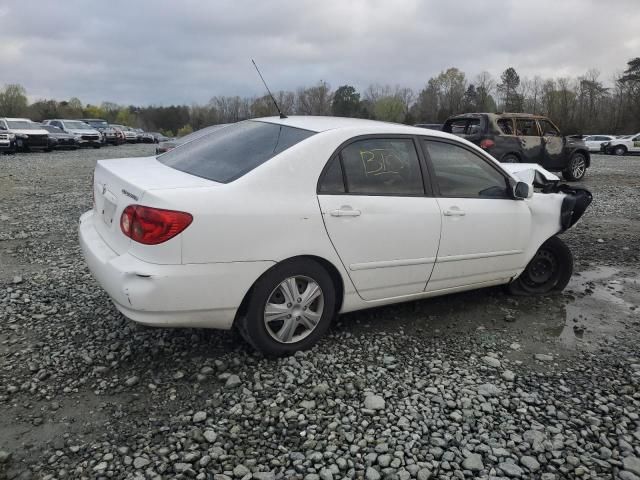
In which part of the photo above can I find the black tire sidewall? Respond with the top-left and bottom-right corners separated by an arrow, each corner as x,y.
509,236 -> 573,295
241,259 -> 337,356
614,146 -> 626,156
501,154 -> 519,163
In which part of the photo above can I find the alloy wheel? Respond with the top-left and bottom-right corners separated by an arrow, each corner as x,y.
571,156 -> 586,179
263,275 -> 324,344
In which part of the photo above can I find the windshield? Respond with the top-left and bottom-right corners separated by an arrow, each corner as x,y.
7,120 -> 42,130
63,121 -> 92,130
158,121 -> 315,183
42,125 -> 63,133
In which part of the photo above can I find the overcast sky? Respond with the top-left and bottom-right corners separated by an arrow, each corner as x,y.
1,0 -> 638,106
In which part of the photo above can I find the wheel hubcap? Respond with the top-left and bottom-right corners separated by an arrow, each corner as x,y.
263,275 -> 324,344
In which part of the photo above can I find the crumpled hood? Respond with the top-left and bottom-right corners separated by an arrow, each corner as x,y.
502,163 -> 560,186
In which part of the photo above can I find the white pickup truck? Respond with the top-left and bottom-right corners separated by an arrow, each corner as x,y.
0,118 -> 50,152
601,133 -> 640,156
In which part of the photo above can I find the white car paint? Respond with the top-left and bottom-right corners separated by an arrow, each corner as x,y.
0,117 -> 49,137
583,135 -> 615,152
603,133 -> 640,155
79,116 -> 574,332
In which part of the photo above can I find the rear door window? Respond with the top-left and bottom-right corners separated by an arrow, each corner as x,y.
318,156 -> 346,194
445,118 -> 482,136
515,119 -> 539,137
336,138 -> 424,195
158,121 -> 315,183
497,118 -> 515,135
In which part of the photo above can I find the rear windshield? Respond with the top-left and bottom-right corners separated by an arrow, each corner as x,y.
443,117 -> 483,136
158,121 -> 315,183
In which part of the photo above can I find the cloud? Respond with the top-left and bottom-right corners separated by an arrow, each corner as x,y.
0,0 -> 637,105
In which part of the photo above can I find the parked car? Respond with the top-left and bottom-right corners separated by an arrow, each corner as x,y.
600,133 -> 640,156
583,135 -> 616,152
414,123 -> 443,131
109,125 -> 127,144
155,124 -> 228,154
80,116 -> 592,355
111,124 -> 138,143
442,113 -> 590,181
40,124 -> 78,150
80,119 -> 121,145
132,128 -> 156,144
43,119 -> 102,148
0,118 -> 50,152
149,132 -> 170,143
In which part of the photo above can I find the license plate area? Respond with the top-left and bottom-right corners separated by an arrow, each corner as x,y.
101,190 -> 118,226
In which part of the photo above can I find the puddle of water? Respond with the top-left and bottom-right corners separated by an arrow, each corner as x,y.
544,267 -> 640,349
336,266 -> 640,353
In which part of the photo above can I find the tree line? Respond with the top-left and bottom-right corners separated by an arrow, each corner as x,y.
2,57 -> 640,136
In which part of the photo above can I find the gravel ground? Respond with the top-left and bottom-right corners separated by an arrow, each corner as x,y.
0,146 -> 639,480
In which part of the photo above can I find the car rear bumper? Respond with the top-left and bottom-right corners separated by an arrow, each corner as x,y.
79,210 -> 274,330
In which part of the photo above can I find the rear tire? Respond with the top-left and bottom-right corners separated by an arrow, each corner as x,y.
237,259 -> 336,356
501,154 -> 519,163
508,236 -> 573,296
562,152 -> 587,181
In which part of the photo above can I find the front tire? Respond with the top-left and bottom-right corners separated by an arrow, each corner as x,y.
508,236 -> 573,296
563,153 -> 587,181
237,259 -> 336,356
614,146 -> 627,156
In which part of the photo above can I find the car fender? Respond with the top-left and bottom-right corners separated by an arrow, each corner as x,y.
516,191 -> 592,282
566,146 -> 591,166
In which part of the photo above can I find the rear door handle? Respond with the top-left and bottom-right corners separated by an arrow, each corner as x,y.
330,206 -> 361,217
443,207 -> 466,217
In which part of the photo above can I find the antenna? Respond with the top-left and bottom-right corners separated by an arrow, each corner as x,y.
251,59 -> 287,119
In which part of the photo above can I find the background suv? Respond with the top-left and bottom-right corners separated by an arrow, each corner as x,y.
80,119 -> 120,145
43,119 -> 102,148
443,113 -> 590,181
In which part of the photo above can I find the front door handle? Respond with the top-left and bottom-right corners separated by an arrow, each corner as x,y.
330,206 -> 361,217
443,207 -> 466,217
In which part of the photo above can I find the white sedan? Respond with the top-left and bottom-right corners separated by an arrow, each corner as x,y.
79,116 -> 592,355
583,134 -> 616,152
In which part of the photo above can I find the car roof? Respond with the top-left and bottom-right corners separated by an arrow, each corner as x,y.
255,115 -> 452,137
2,117 -> 34,121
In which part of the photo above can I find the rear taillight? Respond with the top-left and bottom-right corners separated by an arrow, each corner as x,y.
480,139 -> 495,149
120,205 -> 193,245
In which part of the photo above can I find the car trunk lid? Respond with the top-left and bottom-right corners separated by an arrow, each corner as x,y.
93,156 -> 216,255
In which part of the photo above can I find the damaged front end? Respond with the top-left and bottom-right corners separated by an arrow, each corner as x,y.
503,163 -> 593,232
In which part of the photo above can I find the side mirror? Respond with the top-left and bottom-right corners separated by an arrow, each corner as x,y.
514,181 -> 532,199
0,125 -> 6,131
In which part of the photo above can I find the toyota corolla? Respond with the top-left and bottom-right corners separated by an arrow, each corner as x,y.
79,116 -> 592,355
